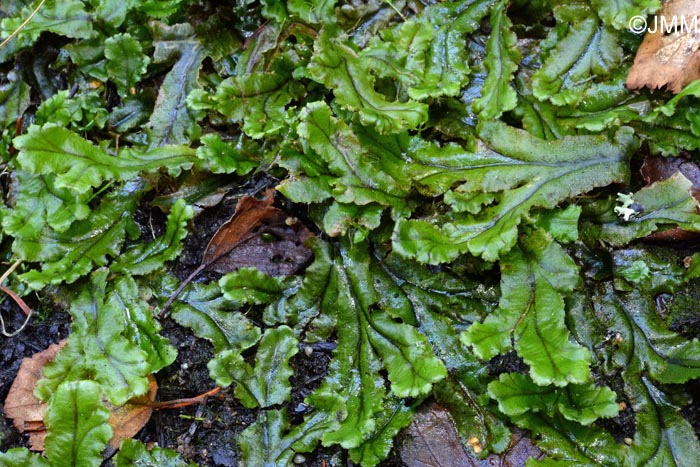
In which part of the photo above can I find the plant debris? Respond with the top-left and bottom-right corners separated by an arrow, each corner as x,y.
3,341 -> 64,451
627,0 -> 700,92
202,190 -> 313,276
2,1 -> 700,466
3,340 -> 159,455
400,402 -> 544,466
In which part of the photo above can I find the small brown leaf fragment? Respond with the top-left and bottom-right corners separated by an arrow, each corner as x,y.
626,0 -> 700,93
160,189 -> 314,316
401,403 -> 472,467
105,376 -> 158,457
202,189 -> 313,276
487,430 -> 546,467
3,340 -> 65,451
400,402 -> 544,467
640,155 -> 700,241
641,154 -> 700,193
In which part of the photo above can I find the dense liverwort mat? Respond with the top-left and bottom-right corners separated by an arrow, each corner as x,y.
2,1 -> 700,466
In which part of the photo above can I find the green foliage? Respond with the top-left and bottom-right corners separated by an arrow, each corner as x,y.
44,381 -> 113,467
463,229 -> 590,386
612,248 -> 684,294
0,71 -> 30,127
18,187 -> 140,289
625,374 -> 700,467
0,449 -> 50,467
347,399 -> 414,467
405,0 -> 494,99
113,199 -> 194,275
189,56 -> 304,139
592,0 -> 661,30
288,101 -> 412,215
147,22 -> 205,147
109,275 -> 177,372
554,277 -> 700,467
288,0 -> 336,24
472,0 -> 519,120
488,373 -> 618,425
167,278 -> 262,354
219,268 -> 295,305
14,125 -> 195,194
393,122 -> 634,263
321,201 -> 383,241
115,440 -> 198,467
104,33 -> 150,98
194,133 -> 259,175
0,381 -> 115,467
532,8 -> 622,106
591,285 -> 700,385
34,89 -> 109,130
284,239 -> 447,450
209,326 -> 298,408
2,171 -> 90,259
583,173 -> 700,245
514,413 -> 624,466
238,408 -> 340,467
0,0 -> 93,62
36,271 -> 154,405
306,27 -> 428,133
3,0 -> 700,466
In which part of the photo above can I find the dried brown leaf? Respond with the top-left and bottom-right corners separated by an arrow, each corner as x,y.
105,376 -> 158,457
3,340 -> 65,451
3,340 -> 157,454
640,155 -> 700,241
400,402 -> 544,467
626,0 -> 700,93
641,154 -> 700,190
202,189 -> 313,276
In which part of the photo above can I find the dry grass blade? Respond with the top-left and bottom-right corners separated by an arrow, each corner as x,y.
0,0 -> 48,50
0,259 -> 33,337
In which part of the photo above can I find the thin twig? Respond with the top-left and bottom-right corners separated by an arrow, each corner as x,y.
0,259 -> 32,337
0,285 -> 32,316
0,0 -> 48,50
0,258 -> 22,284
0,259 -> 33,336
8,117 -> 22,156
147,386 -> 221,410
159,262 -> 207,318
0,308 -> 32,337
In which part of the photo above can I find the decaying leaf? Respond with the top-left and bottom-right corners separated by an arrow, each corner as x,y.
202,190 -> 313,276
641,154 -> 700,193
640,155 -> 700,241
160,189 -> 313,315
3,341 -> 66,451
626,0 -> 700,93
400,402 -> 544,466
104,377 -> 158,456
3,340 -> 157,453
